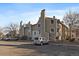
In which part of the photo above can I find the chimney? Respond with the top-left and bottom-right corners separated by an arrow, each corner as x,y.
53,16 -> 55,19
40,9 -> 45,18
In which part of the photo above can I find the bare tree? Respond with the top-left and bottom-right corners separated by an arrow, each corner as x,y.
4,23 -> 19,38
0,27 -> 4,38
63,10 -> 79,40
63,10 -> 79,26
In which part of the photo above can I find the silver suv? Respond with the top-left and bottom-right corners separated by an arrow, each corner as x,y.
33,37 -> 49,45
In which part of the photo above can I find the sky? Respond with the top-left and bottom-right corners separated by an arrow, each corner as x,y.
0,3 -> 79,27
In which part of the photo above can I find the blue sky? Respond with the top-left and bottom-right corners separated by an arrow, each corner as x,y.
0,3 -> 79,27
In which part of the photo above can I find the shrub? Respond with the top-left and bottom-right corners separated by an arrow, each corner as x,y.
69,38 -> 75,42
66,37 -> 70,40
66,38 -> 69,40
29,37 -> 32,40
56,36 -> 59,39
20,36 -> 27,40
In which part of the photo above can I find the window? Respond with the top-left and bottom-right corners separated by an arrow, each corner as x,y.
72,30 -> 75,32
57,28 -> 59,32
34,32 -> 36,35
51,20 -> 54,24
72,34 -> 73,37
51,29 -> 54,32
39,30 -> 40,34
57,20 -> 60,24
38,24 -> 40,27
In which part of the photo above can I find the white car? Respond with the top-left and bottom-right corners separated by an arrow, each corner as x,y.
33,37 -> 49,45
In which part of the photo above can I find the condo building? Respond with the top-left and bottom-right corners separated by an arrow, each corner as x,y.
19,9 -> 69,42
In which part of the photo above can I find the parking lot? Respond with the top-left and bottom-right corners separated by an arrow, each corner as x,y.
0,40 -> 79,56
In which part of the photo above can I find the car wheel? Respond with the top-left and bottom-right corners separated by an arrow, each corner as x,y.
44,43 -> 48,45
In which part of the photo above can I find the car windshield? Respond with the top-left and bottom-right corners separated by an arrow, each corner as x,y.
35,37 -> 38,40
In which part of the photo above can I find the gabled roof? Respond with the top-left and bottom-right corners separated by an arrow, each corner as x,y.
59,21 -> 69,29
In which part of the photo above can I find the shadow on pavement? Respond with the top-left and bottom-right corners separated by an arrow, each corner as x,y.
1,42 -> 79,56
14,43 -> 79,56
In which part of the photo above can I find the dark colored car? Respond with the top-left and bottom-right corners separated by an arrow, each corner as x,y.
2,38 -> 18,41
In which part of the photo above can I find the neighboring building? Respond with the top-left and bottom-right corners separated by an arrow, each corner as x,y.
59,21 -> 69,41
69,24 -> 79,41
19,9 -> 69,42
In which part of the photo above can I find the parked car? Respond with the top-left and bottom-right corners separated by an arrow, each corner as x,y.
0,38 -> 3,40
10,38 -> 18,41
2,38 -> 18,41
33,37 -> 49,46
